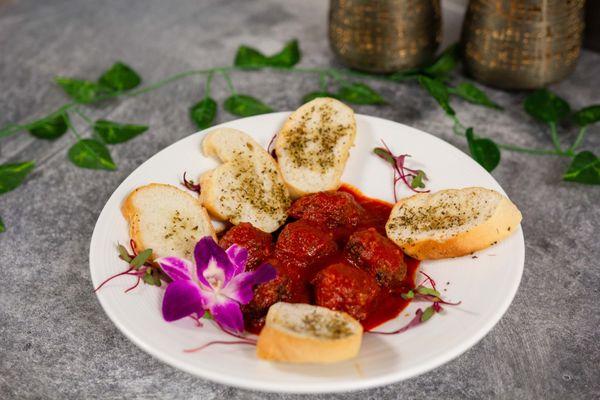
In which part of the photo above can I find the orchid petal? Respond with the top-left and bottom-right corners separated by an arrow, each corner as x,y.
156,257 -> 193,281
209,298 -> 245,333
221,263 -> 277,305
162,280 -> 205,322
194,236 -> 236,288
226,244 -> 248,274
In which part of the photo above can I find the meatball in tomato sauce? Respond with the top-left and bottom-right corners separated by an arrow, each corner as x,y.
345,228 -> 407,289
313,262 -> 380,321
274,220 -> 338,271
289,191 -> 365,239
219,222 -> 273,271
241,260 -> 310,333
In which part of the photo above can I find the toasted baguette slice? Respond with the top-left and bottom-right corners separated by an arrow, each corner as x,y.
122,183 -> 216,260
386,187 -> 522,260
275,98 -> 356,198
256,302 -> 363,364
199,128 -> 291,233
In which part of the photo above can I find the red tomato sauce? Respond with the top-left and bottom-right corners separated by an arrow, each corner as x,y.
218,184 -> 420,334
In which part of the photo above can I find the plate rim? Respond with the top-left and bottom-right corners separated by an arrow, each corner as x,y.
89,112 -> 525,393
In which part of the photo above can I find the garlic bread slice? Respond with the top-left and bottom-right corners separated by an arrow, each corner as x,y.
386,187 -> 522,260
122,183 -> 216,260
200,128 -> 291,233
275,98 -> 356,198
256,302 -> 363,364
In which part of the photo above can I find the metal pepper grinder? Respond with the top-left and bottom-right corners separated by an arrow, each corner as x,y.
328,0 -> 441,73
461,0 -> 585,89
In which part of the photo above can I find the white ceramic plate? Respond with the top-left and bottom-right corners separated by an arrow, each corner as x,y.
90,113 -> 524,393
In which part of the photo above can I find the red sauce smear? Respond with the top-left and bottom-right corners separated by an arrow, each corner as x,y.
219,184 -> 420,334
339,184 -> 419,331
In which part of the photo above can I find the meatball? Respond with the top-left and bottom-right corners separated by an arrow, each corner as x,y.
289,191 -> 365,238
241,260 -> 310,333
313,262 -> 380,321
219,222 -> 273,270
274,220 -> 338,270
345,228 -> 407,289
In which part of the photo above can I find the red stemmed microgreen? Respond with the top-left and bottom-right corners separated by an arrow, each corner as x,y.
182,172 -> 201,194
267,134 -> 277,159
373,140 -> 429,201
94,241 -> 168,293
369,271 -> 460,335
184,321 -> 258,353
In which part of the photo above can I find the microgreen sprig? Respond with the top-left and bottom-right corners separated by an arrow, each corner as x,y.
369,271 -> 460,335
373,141 -> 429,201
94,241 -> 167,293
182,172 -> 201,194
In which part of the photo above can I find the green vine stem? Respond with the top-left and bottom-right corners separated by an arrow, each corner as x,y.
204,71 -> 214,98
0,64 -> 557,158
0,62 -> 594,164
568,126 -> 588,154
549,122 -> 563,154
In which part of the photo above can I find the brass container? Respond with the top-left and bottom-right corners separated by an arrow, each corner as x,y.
328,0 -> 441,73
461,0 -> 585,89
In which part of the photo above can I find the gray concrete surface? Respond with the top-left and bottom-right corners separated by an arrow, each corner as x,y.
0,0 -> 599,399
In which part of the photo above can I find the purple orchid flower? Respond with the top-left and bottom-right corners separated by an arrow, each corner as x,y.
156,236 -> 276,333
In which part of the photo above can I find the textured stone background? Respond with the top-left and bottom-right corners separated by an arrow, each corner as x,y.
0,0 -> 599,399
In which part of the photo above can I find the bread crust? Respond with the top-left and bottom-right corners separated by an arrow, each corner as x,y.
386,188 -> 522,260
275,97 -> 356,198
256,324 -> 362,364
256,302 -> 363,364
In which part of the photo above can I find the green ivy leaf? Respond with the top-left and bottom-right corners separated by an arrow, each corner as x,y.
0,216 -> 4,233
55,77 -> 108,104
563,151 -> 600,185
267,39 -> 301,68
28,113 -> 69,140
418,75 -> 455,116
224,94 -> 273,117
466,128 -> 501,172
421,306 -> 435,322
423,44 -> 460,77
190,97 -> 217,129
0,161 -> 35,195
524,89 -> 571,124
301,91 -> 337,104
572,105 -> 600,127
98,62 -> 142,91
68,139 -> 116,170
450,82 -> 502,110
234,39 -> 301,69
93,120 -> 148,144
337,82 -> 386,105
234,46 -> 269,68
